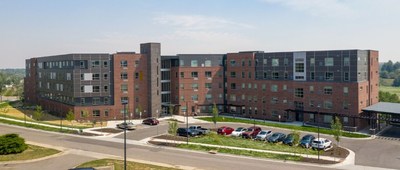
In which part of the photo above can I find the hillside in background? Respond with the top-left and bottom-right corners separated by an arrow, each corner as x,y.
0,69 -> 25,97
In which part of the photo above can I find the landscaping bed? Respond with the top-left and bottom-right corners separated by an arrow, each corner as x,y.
92,128 -> 122,133
76,158 -> 180,170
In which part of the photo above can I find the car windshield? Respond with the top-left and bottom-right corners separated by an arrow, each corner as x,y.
235,127 -> 243,131
302,136 -> 312,141
272,133 -> 279,137
313,141 -> 322,144
259,131 -> 267,135
246,128 -> 253,132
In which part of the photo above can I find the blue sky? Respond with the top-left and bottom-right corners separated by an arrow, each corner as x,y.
1,0 -> 399,68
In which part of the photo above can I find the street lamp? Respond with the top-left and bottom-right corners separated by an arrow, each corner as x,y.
317,104 -> 321,161
121,100 -> 128,170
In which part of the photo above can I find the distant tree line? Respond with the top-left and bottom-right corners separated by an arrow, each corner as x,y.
379,91 -> 400,103
0,69 -> 24,98
380,61 -> 400,87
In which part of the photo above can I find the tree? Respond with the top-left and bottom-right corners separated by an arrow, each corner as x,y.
81,109 -> 89,122
66,109 -> 75,126
212,103 -> 219,128
331,116 -> 343,156
33,105 -> 43,121
0,134 -> 28,155
168,121 -> 178,142
379,91 -> 400,103
393,76 -> 400,87
169,104 -> 174,117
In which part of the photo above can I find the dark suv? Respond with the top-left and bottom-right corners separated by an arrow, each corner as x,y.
142,117 -> 159,125
241,126 -> 262,139
299,134 -> 315,148
177,128 -> 199,137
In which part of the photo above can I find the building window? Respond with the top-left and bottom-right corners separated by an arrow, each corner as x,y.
104,110 -> 109,117
104,97 -> 109,104
343,101 -> 349,109
248,83 -> 252,89
104,85 -> 108,92
93,110 -> 100,117
325,72 -> 334,80
66,73 -> 71,80
272,59 -> 279,66
271,97 -> 278,104
310,72 -> 315,80
121,97 -> 129,104
241,59 -> 245,66
191,72 -> 198,78
93,86 -> 100,92
325,58 -> 333,66
324,86 -> 333,95
241,72 -> 245,78
103,73 -> 108,80
271,85 -> 278,92
262,84 -> 266,91
323,115 -> 333,123
344,57 -> 350,66
230,72 -> 236,78
272,72 -> 279,79
92,98 -> 100,105
103,61 -> 108,67
205,83 -> 212,89
135,60 -> 139,67
92,74 -> 100,80
205,94 -> 212,101
310,58 -> 315,66
205,60 -> 212,67
121,84 -> 128,93
179,60 -> 184,66
80,98 -> 85,105
120,60 -> 128,67
135,84 -> 139,91
283,84 -> 287,90
191,60 -> 198,67
344,72 -> 350,81
92,60 -> 100,67
120,72 -> 128,80
180,72 -> 184,78
344,87 -> 349,95
324,101 -> 333,109
248,60 -> 252,66
309,86 -> 314,93
284,58 -> 289,66
295,63 -> 305,72
295,88 -> 304,98
248,72 -> 252,78
205,71 -> 212,78
248,96 -> 252,102
230,60 -> 236,66
263,59 -> 267,65
230,94 -> 236,102
310,100 -> 315,107
230,83 -> 236,89
192,83 -> 199,89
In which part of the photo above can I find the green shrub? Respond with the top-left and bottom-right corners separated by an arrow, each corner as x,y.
0,133 -> 28,155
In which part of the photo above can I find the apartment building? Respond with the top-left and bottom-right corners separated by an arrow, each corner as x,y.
24,42 -> 378,130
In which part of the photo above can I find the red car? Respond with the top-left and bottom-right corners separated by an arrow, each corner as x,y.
241,126 -> 262,139
142,117 -> 159,125
217,126 -> 235,135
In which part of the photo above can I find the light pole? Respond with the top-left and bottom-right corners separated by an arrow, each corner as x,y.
317,104 -> 321,161
186,101 -> 189,145
122,100 -> 128,170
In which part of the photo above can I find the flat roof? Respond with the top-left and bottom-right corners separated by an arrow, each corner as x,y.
362,102 -> 400,115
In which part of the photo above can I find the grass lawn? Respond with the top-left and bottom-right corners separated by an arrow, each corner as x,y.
177,144 -> 301,161
380,85 -> 400,97
0,144 -> 60,162
198,117 -> 369,138
0,117 -> 77,134
77,159 -> 180,170
189,134 -> 319,155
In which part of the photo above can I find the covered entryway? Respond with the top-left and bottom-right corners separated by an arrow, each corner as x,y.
362,102 -> 400,137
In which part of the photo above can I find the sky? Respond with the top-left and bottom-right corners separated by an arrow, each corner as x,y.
1,0 -> 400,68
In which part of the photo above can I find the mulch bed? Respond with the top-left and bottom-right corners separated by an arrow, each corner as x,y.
72,131 -> 100,136
92,128 -> 123,133
153,134 -> 187,141
321,145 -> 349,159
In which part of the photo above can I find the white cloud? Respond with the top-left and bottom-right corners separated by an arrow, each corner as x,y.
263,0 -> 357,18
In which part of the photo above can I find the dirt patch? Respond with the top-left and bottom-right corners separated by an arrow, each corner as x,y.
321,145 -> 349,158
92,128 -> 122,133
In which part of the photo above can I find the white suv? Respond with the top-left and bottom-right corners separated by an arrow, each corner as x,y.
311,138 -> 332,150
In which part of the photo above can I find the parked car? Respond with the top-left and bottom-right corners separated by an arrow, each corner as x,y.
254,130 -> 272,140
283,133 -> 299,146
177,128 -> 200,137
299,134 -> 315,148
267,132 -> 286,143
142,117 -> 159,125
311,138 -> 332,150
217,126 -> 235,135
231,127 -> 247,137
116,122 -> 135,130
188,126 -> 210,135
241,126 -> 262,139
